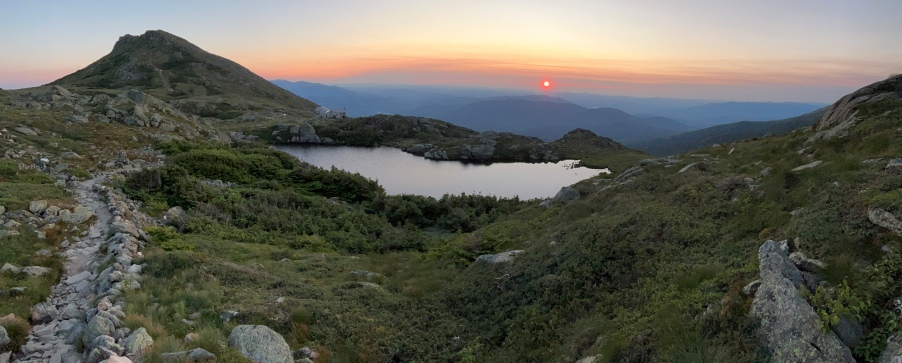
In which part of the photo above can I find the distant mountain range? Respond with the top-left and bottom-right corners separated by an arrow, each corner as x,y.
418,96 -> 691,143
272,79 -> 828,145
628,107 -> 828,156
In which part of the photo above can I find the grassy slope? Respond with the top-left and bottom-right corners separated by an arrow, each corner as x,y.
121,96 -> 902,363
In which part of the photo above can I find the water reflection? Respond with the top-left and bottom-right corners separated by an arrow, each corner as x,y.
274,145 -> 609,199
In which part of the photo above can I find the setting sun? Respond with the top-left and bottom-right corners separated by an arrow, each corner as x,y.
543,80 -> 550,87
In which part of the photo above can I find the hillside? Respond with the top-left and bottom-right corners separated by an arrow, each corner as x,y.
630,107 -> 828,156
53,30 -> 317,113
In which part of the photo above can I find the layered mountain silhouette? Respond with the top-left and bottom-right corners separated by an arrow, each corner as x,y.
629,108 -> 827,156
420,97 -> 691,143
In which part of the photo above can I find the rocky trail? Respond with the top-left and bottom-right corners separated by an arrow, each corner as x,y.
9,175 -> 155,363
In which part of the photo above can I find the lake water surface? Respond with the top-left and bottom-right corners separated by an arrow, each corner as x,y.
275,145 -> 608,199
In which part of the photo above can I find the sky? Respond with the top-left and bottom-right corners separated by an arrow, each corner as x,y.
1,0 -> 900,102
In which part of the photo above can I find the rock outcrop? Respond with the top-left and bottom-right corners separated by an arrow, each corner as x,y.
749,240 -> 854,362
228,325 -> 293,363
810,74 -> 902,142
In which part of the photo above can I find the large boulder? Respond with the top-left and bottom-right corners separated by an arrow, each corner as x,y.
83,312 -> 117,348
123,327 -> 153,358
28,200 -> 49,215
228,325 -> 292,363
869,208 -> 902,236
475,250 -> 524,264
0,325 -> 9,347
59,205 -> 94,224
750,240 -> 854,362
552,186 -> 580,202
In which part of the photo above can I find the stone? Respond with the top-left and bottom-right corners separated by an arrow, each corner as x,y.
184,332 -> 199,343
0,263 -> 21,274
92,335 -> 125,356
789,252 -> 827,272
60,205 -> 94,224
0,325 -> 9,347
869,208 -> 902,236
83,312 -> 117,348
61,151 -> 82,159
552,186 -> 579,202
293,347 -> 312,359
187,348 -> 216,361
750,240 -> 854,362
879,333 -> 902,363
791,160 -> 823,172
31,302 -> 58,324
112,221 -> 140,237
887,159 -> 902,171
67,270 -> 92,285
22,265 -> 52,277
124,327 -> 153,357
576,356 -> 598,363
228,325 -> 293,363
475,250 -> 523,264
69,115 -> 89,124
220,310 -> 238,322
45,205 -> 61,216
29,200 -> 49,215
742,280 -> 761,296
0,352 -> 9,363
832,317 -> 864,349
13,126 -> 38,136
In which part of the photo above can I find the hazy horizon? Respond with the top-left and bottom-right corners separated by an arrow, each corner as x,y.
2,0 -> 900,103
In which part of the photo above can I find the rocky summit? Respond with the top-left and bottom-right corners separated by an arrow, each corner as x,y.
2,29 -> 902,363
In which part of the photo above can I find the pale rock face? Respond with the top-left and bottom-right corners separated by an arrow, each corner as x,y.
228,325 -> 293,363
750,240 -> 854,362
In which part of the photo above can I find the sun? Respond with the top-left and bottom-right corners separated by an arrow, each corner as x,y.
543,80 -> 550,87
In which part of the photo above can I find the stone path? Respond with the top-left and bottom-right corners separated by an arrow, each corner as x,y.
12,176 -> 110,362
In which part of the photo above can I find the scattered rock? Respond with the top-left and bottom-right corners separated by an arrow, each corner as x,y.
22,265 -> 52,277
791,160 -> 823,172
879,333 -> 902,363
788,252 -> 826,272
228,325 -> 293,363
833,317 -> 865,349
184,332 -> 199,343
220,310 -> 238,322
61,151 -> 82,159
475,250 -> 523,264
886,159 -> 902,171
187,348 -> 216,361
124,327 -> 153,358
0,325 -> 9,347
13,126 -> 38,136
29,200 -> 49,215
31,302 -> 58,324
0,230 -> 19,239
869,208 -> 902,236
0,263 -> 21,274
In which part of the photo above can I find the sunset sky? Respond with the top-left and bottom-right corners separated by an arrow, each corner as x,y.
1,0 -> 900,102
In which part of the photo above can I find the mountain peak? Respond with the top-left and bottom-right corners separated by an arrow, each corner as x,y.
52,30 -> 315,111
